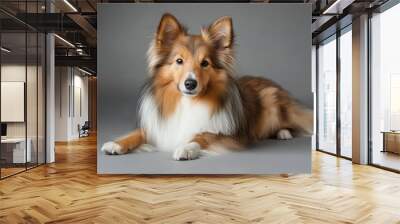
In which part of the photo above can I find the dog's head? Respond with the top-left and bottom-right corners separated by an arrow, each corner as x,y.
147,13 -> 235,97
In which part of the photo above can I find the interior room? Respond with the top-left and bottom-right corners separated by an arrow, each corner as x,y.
0,22 -> 46,177
1,0 -> 400,223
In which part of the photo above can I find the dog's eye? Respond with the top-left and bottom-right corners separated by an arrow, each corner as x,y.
200,60 -> 209,68
176,58 -> 183,65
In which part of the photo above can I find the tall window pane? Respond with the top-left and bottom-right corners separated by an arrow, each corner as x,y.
318,36 -> 337,154
371,3 -> 400,171
340,28 -> 352,158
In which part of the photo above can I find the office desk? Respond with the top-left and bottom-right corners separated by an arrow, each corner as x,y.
1,138 -> 32,163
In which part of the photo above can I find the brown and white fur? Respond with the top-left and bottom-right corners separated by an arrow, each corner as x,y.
101,13 -> 313,160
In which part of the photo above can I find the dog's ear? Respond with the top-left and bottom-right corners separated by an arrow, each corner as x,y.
207,16 -> 234,49
156,13 -> 184,47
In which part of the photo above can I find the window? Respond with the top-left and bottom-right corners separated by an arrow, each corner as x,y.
339,27 -> 352,158
317,25 -> 353,159
370,3 -> 400,171
317,35 -> 337,154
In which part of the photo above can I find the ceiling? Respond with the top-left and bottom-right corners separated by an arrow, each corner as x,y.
0,0 -> 390,75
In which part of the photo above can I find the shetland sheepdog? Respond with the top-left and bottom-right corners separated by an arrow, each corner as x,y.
101,13 -> 313,160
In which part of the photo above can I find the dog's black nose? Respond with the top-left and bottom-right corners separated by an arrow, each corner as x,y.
184,79 -> 197,91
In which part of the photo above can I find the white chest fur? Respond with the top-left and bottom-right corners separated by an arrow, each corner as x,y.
139,96 -> 235,151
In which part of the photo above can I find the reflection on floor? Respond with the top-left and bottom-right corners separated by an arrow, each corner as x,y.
0,162 -> 42,179
0,135 -> 400,223
0,167 -> 25,177
373,150 -> 400,171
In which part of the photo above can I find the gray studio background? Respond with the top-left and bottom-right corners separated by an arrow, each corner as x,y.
98,3 -> 312,174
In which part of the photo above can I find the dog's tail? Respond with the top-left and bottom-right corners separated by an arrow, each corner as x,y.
289,104 -> 314,136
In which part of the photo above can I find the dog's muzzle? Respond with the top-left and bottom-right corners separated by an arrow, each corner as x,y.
180,72 -> 199,96
184,78 -> 197,91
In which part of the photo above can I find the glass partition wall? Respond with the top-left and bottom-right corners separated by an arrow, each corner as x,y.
316,26 -> 352,159
0,3 -> 46,179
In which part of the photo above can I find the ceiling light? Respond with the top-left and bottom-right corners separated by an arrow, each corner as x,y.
1,47 -> 11,53
78,67 -> 93,76
63,0 -> 78,12
54,34 -> 75,48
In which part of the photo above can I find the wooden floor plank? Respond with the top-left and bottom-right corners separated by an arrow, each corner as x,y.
1,135 -> 400,223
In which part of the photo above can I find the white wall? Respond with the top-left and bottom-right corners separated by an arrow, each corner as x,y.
72,73 -> 89,138
55,67 -> 69,141
55,67 -> 89,141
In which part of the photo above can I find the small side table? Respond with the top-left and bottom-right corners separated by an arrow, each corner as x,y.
381,131 -> 400,155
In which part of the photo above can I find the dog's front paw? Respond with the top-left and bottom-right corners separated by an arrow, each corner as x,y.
277,129 -> 293,140
101,141 -> 123,155
173,142 -> 201,161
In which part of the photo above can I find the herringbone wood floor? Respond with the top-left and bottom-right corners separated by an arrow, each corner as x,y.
1,135 -> 400,224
